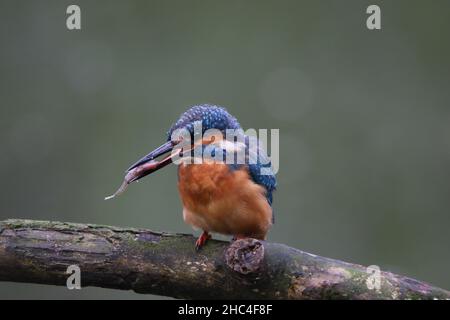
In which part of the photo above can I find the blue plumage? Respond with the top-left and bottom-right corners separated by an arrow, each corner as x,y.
167,104 -> 241,140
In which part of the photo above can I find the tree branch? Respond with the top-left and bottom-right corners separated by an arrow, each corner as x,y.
0,219 -> 448,299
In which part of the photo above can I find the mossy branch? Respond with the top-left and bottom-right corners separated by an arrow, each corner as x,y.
0,219 -> 448,299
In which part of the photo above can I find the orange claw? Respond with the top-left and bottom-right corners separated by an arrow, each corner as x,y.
195,231 -> 211,251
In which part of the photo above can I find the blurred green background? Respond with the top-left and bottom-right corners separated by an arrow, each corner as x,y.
1,0 -> 449,299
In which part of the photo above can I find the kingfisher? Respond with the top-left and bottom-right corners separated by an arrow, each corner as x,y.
106,104 -> 276,250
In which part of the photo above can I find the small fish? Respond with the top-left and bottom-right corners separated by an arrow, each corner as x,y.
104,160 -> 160,200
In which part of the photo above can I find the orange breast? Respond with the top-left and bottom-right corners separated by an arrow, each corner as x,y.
177,162 -> 272,239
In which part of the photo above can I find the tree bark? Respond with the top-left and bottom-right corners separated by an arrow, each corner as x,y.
0,219 -> 448,299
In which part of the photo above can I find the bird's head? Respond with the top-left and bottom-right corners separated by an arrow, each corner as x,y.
105,104 -> 241,199
166,104 -> 241,141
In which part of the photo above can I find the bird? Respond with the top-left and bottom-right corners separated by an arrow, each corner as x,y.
106,104 -> 277,250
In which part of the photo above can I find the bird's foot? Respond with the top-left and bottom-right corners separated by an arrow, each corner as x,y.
195,231 -> 211,251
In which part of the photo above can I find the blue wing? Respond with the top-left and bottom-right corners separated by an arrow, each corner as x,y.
225,135 -> 277,221
245,136 -> 277,222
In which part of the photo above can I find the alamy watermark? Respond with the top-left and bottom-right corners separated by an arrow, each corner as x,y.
366,5 -> 381,30
66,5 -> 381,31
66,5 -> 81,30
167,121 -> 279,175
66,264 -> 81,290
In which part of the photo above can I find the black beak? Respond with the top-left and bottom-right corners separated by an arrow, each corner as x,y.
127,140 -> 175,172
125,140 -> 177,183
